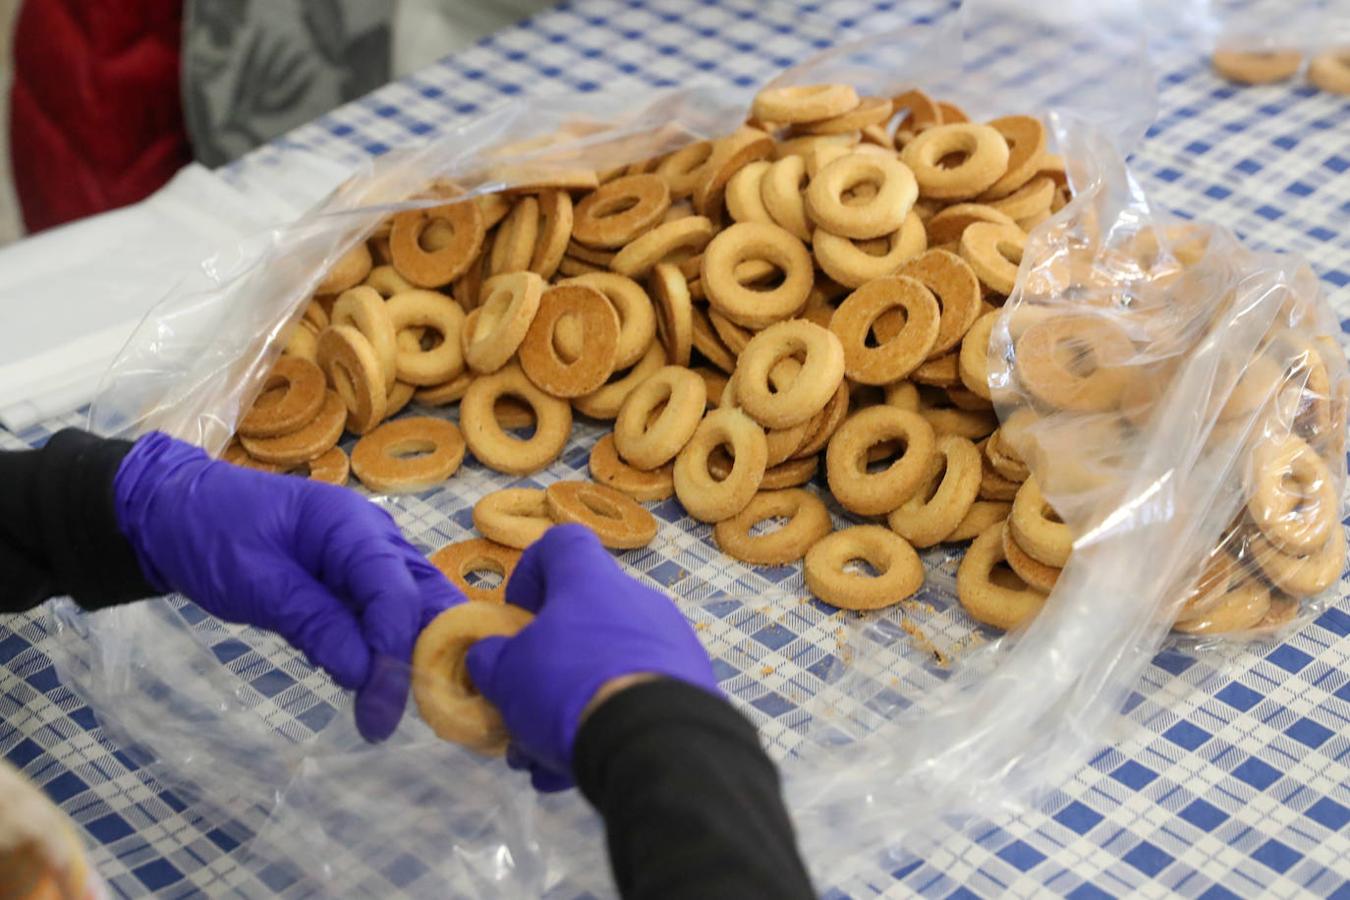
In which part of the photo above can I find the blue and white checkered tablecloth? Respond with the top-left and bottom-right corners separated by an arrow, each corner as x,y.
3,1 -> 1349,897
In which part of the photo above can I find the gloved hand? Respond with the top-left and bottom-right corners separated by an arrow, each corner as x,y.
466,524 -> 719,791
113,432 -> 463,742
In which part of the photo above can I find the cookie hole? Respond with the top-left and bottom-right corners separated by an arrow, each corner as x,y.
921,459 -> 949,503
1054,337 -> 1098,377
867,308 -> 907,347
1041,504 -> 1064,525
387,439 -> 437,460
996,239 -> 1024,266
749,515 -> 791,537
736,261 -> 787,290
592,195 -> 641,218
552,313 -> 583,364
420,219 -> 458,252
865,439 -> 907,473
496,396 -> 538,437
841,179 -> 881,205
990,562 -> 1029,590
936,150 -> 970,169
460,558 -> 506,590
855,236 -> 891,257
578,490 -> 624,520
842,557 -> 883,578
282,461 -> 315,478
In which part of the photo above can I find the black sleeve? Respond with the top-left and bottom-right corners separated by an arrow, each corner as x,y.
573,679 -> 816,900
0,428 -> 157,613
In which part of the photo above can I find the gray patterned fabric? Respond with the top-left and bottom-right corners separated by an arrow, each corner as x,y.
183,0 -> 395,166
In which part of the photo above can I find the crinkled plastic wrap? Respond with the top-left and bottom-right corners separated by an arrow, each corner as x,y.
46,2 -> 1348,896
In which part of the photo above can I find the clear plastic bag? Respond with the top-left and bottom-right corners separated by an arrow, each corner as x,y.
47,1 -> 1347,895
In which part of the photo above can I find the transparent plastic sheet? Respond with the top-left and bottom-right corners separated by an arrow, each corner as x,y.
41,2 -> 1347,896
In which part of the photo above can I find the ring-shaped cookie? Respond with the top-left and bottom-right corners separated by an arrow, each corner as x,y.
959,222 -> 1025,295
415,370 -> 474,407
925,203 -> 1018,246
238,357 -> 327,439
736,320 -> 846,428
945,500 -> 1011,543
473,488 -> 554,549
713,489 -> 832,565
562,272 -> 657,369
804,525 -> 924,611
804,153 -> 917,239
1308,51 -> 1350,94
714,452 -> 819,490
1211,48 -> 1303,84
725,160 -> 773,225
955,522 -> 1048,630
830,276 -> 940,385
690,306 -> 738,374
1014,315 -> 1135,412
317,325 -> 387,434
333,286 -> 399,392
351,416 -> 466,493
1000,520 -> 1061,593
701,222 -> 813,329
981,116 -> 1047,199
528,189 -> 573,279
429,540 -> 522,607
892,88 -> 942,135
571,174 -> 671,248
1009,476 -> 1072,568
412,601 -> 533,754
655,141 -> 715,199
692,126 -> 775,218
460,364 -> 572,474
572,343 -> 666,420
613,365 -> 707,470
1172,580 -> 1272,635
900,249 -> 983,357
899,124 -> 1010,200
519,284 -> 620,397
610,216 -> 716,278
239,390 -> 347,465
545,481 -> 658,549
760,155 -> 812,242
488,195 -> 540,275
722,361 -> 814,466
1246,434 -> 1337,555
826,406 -> 936,516
673,407 -> 769,522
887,434 -> 981,548
798,96 -> 893,135
986,176 -> 1055,221
651,263 -> 694,367
793,381 -> 850,459
752,83 -> 859,124
958,311 -> 1000,401
385,290 -> 469,386
390,201 -> 486,288
463,272 -> 544,374
813,210 -> 927,288
316,242 -> 373,295
589,433 -> 675,502
1251,526 -> 1345,598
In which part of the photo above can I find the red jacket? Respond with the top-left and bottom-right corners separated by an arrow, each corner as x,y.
9,0 -> 190,233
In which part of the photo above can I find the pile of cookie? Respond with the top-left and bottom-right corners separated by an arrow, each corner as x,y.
222,80 -> 1344,638
1212,45 -> 1349,93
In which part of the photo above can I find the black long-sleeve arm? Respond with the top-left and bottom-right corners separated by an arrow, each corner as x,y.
574,679 -> 816,900
4,431 -> 814,898
0,428 -> 155,613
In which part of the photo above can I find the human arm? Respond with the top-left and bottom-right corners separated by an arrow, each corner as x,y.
0,428 -> 462,741
466,525 -> 815,900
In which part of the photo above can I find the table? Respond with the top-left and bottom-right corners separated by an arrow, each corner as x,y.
2,1 -> 1348,897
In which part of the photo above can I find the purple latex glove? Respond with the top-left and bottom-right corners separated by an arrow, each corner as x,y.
466,524 -> 719,791
113,432 -> 463,742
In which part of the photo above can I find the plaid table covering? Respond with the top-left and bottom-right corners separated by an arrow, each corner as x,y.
3,1 -> 1348,897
